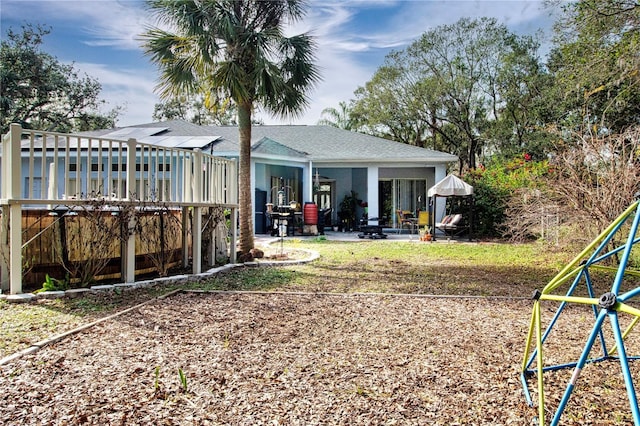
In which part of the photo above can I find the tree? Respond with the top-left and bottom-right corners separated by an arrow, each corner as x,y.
522,0 -> 640,244
547,129 -> 640,242
487,34 -> 555,160
317,101 -> 357,130
351,18 -> 548,171
550,0 -> 640,134
351,60 -> 434,147
0,24 -> 120,134
406,18 -> 518,170
153,93 -> 238,125
142,0 -> 320,254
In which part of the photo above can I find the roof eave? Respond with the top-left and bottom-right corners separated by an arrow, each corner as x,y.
309,156 -> 458,163
251,152 -> 309,163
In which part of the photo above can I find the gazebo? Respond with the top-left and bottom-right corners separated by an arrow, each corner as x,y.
427,174 -> 474,241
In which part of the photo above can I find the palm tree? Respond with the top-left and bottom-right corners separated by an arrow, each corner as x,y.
317,101 -> 356,130
141,0 -> 320,254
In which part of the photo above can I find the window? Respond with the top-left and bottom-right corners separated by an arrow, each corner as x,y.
111,179 -> 126,198
88,178 -> 104,195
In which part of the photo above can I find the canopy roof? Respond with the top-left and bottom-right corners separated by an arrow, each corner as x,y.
428,174 -> 474,197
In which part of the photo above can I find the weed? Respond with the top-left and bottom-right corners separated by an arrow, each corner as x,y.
8,368 -> 23,378
354,384 -> 370,397
153,366 -> 169,399
223,332 -> 231,349
154,366 -> 161,391
178,368 -> 187,392
41,274 -> 69,292
70,299 -> 106,313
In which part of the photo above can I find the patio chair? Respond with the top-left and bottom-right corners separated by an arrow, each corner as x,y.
417,211 -> 430,230
396,209 -> 415,233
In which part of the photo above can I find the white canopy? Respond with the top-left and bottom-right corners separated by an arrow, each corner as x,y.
428,174 -> 474,197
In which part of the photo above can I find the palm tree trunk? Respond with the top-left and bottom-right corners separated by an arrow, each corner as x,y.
237,101 -> 254,254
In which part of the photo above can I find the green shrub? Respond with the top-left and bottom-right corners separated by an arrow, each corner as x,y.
462,154 -> 552,238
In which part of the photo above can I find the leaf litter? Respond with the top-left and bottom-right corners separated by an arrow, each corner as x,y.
1,291 -> 639,425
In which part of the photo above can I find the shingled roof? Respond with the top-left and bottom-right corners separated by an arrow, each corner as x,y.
228,125 -> 458,162
82,120 -> 457,163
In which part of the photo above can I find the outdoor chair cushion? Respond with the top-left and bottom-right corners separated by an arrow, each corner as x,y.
436,214 -> 462,230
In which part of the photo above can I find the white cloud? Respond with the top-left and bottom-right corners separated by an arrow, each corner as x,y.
2,0 -> 149,51
280,5 -> 402,123
276,0 -> 557,125
2,0 -> 559,128
73,62 -> 159,126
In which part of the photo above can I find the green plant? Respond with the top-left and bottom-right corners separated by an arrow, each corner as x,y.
154,366 -> 161,391
41,274 -> 69,292
354,384 -> 370,397
338,190 -> 359,231
464,155 -> 552,238
178,368 -> 187,392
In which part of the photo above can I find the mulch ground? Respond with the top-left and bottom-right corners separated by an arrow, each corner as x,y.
1,291 -> 639,425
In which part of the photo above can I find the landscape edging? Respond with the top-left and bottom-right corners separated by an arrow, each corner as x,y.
0,246 -> 319,303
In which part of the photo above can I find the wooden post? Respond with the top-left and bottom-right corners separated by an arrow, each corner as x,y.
192,207 -> 201,274
7,124 -> 23,294
182,206 -> 189,268
0,206 -> 9,293
122,138 -> 138,283
122,214 -> 136,284
9,205 -> 21,294
230,206 -> 237,263
0,128 -> 11,293
191,150 -> 203,273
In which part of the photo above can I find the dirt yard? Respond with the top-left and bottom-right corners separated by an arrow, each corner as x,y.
1,291 -> 638,425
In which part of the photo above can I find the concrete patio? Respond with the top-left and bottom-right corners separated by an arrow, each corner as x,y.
255,229 -> 467,243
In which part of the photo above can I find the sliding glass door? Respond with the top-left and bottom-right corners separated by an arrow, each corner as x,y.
394,179 -> 427,225
378,179 -> 427,227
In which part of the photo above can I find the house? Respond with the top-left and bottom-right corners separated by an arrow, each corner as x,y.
1,120 -> 457,294
1,118 -> 457,231
88,120 -> 458,232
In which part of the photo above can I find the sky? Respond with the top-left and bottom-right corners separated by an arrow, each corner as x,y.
0,0 -> 561,128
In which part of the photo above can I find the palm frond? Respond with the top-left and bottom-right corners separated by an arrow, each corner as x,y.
142,0 -> 319,114
212,61 -> 252,102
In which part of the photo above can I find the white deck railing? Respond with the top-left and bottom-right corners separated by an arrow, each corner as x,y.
1,124 -> 237,206
1,123 -> 239,295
